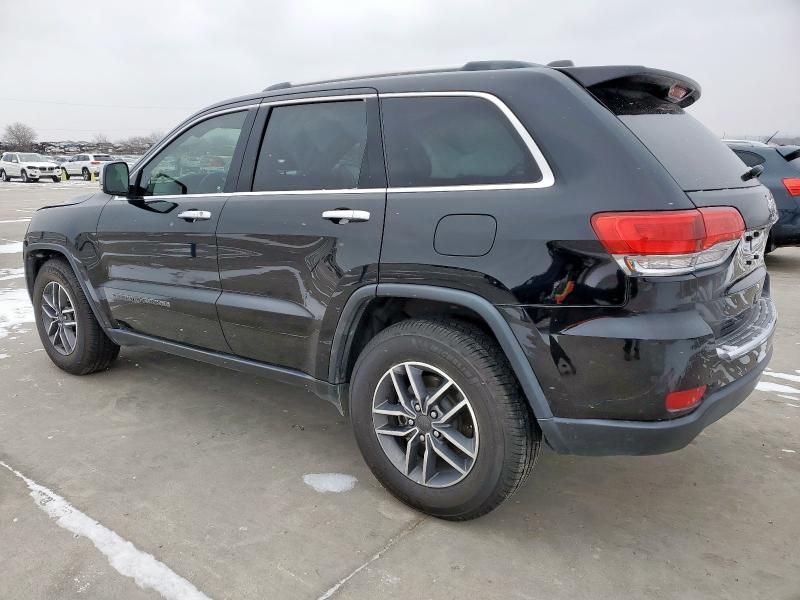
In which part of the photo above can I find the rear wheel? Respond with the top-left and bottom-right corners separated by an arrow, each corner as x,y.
350,319 -> 539,520
33,259 -> 120,375
0,169 -> 8,182
82,168 -> 91,181
61,167 -> 70,181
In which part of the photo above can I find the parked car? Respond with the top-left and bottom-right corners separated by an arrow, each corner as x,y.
61,153 -> 115,180
725,140 -> 800,251
0,152 -> 61,182
23,60 -> 777,520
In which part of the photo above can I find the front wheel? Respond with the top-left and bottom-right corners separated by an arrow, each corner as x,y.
350,319 -> 539,520
52,176 -> 60,183
21,169 -> 30,183
33,258 -> 120,375
82,168 -> 91,181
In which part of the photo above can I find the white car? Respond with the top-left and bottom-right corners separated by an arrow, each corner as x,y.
0,152 -> 61,183
61,153 -> 115,180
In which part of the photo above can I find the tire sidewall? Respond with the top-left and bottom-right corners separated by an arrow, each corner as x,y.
351,329 -> 511,518
33,262 -> 94,372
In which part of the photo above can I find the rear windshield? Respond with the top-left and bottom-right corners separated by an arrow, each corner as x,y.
595,88 -> 756,191
93,154 -> 113,161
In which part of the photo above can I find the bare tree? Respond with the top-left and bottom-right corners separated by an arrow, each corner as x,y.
93,132 -> 110,144
3,122 -> 37,150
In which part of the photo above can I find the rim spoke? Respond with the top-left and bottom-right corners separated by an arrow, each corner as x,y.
404,434 -> 422,475
434,424 -> 477,459
42,288 -> 57,311
42,303 -> 57,319
57,285 -> 66,311
421,435 -> 436,484
375,424 -> 416,438
61,306 -> 75,315
62,320 -> 76,327
405,364 -> 427,403
423,379 -> 453,413
374,399 -> 414,418
430,435 -> 468,474
61,325 -> 77,351
436,398 -> 468,424
389,368 -> 416,415
46,319 -> 59,336
56,326 -> 68,350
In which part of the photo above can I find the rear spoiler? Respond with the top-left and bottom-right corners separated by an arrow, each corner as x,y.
777,145 -> 800,162
554,65 -> 702,108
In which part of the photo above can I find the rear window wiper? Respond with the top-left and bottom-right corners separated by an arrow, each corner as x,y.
741,164 -> 764,181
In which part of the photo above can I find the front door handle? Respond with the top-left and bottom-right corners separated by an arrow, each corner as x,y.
321,209 -> 370,224
177,210 -> 212,222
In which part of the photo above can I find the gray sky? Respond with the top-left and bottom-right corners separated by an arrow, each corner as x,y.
1,0 -> 798,142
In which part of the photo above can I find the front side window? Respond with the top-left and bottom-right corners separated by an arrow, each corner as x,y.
252,100 -> 368,191
138,111 -> 247,196
381,96 -> 542,188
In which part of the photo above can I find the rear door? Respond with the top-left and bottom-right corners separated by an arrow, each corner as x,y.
95,107 -> 256,351
215,91 -> 386,376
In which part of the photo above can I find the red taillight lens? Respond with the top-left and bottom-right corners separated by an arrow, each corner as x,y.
90,161 -> 100,165
783,178 -> 800,196
665,385 -> 707,413
591,208 -> 744,255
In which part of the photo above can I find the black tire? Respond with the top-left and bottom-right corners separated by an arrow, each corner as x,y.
21,169 -> 30,183
765,234 -> 777,255
350,318 -> 539,520
52,176 -> 60,183
61,168 -> 70,181
0,169 -> 8,182
82,168 -> 91,181
33,258 -> 120,375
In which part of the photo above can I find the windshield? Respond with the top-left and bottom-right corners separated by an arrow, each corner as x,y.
19,153 -> 44,162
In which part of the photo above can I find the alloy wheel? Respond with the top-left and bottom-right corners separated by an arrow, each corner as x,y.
372,361 -> 479,488
41,281 -> 78,355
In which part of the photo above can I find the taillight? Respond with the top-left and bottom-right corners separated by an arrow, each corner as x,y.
90,161 -> 101,165
783,178 -> 800,196
591,207 -> 745,276
665,385 -> 706,413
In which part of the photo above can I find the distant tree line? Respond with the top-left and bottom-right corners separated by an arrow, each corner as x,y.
0,122 -> 163,154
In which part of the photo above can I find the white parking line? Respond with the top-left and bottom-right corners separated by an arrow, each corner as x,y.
0,218 -> 31,224
1,461 -> 212,600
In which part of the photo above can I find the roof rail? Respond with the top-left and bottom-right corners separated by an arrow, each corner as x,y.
262,60 -> 542,92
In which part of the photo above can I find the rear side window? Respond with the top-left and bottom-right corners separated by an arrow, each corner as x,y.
381,96 -> 541,188
733,150 -> 766,168
94,154 -> 113,161
253,100 -> 368,191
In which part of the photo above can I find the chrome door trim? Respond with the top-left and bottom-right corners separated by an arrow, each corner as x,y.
177,210 -> 212,221
322,209 -> 371,222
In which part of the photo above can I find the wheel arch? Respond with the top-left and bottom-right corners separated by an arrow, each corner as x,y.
25,243 -> 114,330
329,283 -> 553,420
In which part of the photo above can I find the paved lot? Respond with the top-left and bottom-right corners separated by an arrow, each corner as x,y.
1,180 -> 799,600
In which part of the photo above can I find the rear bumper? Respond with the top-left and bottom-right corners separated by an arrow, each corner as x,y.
539,345 -> 771,455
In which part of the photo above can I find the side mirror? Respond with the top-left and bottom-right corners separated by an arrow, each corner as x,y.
102,161 -> 130,196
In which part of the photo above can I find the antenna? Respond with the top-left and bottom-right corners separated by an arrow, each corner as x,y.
764,130 -> 780,144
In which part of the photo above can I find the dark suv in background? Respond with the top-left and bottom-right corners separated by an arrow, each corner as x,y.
726,139 -> 800,251
24,60 -> 777,520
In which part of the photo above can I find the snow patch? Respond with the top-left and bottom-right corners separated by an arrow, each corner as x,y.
0,287 -> 35,339
0,353 -> 9,359
303,473 -> 357,493
0,461 -> 211,600
0,242 -> 23,254
756,381 -> 800,395
0,267 -> 25,281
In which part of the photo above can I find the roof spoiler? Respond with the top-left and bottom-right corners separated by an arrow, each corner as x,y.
554,65 -> 702,108
777,146 -> 800,162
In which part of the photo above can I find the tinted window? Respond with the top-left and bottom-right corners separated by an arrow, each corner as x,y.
733,150 -> 766,167
94,154 -> 113,161
381,96 -> 541,188
138,111 -> 247,196
253,101 -> 368,191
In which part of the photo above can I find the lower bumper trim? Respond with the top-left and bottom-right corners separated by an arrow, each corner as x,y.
539,346 -> 771,456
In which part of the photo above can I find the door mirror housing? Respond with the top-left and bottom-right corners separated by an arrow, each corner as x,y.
102,161 -> 130,196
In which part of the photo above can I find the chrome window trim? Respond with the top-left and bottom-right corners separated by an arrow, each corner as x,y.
380,91 -> 555,191
129,90 -> 554,200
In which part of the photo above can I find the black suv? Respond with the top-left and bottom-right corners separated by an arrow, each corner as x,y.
24,61 -> 777,520
725,140 -> 800,251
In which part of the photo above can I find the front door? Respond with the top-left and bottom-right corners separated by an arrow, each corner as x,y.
215,93 -> 386,376
95,107 -> 256,351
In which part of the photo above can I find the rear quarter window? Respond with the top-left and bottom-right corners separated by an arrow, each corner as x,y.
381,96 -> 542,188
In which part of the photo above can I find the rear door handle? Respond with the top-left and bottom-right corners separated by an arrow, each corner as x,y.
321,209 -> 370,223
177,210 -> 212,222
